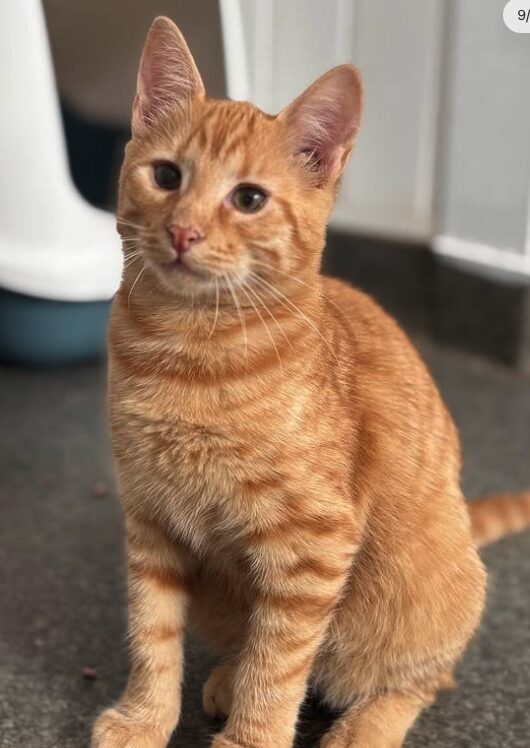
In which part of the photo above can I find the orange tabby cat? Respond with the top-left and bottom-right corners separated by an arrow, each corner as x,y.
92,17 -> 530,748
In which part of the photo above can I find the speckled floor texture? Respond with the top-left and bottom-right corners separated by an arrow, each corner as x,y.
1,340 -> 529,748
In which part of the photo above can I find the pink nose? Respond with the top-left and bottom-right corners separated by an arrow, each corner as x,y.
168,225 -> 204,255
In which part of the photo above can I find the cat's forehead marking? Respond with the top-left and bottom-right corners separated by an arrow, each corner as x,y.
179,101 -> 274,169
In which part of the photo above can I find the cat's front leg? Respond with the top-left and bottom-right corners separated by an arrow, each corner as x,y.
212,515 -> 357,748
92,517 -> 191,748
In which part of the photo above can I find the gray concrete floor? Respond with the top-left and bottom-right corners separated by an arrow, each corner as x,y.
1,340 -> 529,748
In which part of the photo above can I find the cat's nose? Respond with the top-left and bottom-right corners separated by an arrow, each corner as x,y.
167,225 -> 204,255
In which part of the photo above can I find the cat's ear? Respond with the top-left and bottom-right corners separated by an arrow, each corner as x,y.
132,16 -> 205,135
279,65 -> 363,186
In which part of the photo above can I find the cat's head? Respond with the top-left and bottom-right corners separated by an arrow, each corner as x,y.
118,16 -> 362,302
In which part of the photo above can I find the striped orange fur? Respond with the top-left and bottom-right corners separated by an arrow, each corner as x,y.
469,491 -> 530,547
92,17 -> 528,748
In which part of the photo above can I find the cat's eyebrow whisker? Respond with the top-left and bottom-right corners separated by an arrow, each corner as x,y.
207,278 -> 220,340
224,272 -> 248,369
243,281 -> 293,353
248,270 -> 338,363
240,281 -> 284,371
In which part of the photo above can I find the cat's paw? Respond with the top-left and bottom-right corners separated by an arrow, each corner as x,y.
319,724 -> 369,748
91,708 -> 168,748
202,663 -> 235,720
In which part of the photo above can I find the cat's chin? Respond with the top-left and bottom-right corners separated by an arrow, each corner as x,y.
148,259 -> 251,303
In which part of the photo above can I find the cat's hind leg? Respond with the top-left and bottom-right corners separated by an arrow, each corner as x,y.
319,688 -> 434,748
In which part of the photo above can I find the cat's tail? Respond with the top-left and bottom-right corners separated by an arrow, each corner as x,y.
469,491 -> 530,547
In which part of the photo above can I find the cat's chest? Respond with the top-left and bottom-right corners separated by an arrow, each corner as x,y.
112,395 -> 273,546
117,407 -> 251,489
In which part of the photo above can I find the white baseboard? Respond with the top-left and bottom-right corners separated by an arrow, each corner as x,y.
433,235 -> 530,283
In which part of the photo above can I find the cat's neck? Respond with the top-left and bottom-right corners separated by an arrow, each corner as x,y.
110,271 -> 330,382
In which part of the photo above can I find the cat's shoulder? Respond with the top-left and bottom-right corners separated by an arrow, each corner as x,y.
321,274 -> 393,325
320,273 -> 423,367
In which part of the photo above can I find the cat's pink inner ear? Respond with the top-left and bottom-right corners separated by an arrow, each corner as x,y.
133,17 -> 205,134
280,65 -> 363,184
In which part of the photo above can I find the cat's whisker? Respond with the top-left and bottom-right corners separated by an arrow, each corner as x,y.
249,259 -> 319,294
123,255 -> 144,272
224,272 -> 248,368
122,242 -> 165,260
122,249 -> 142,257
123,246 -> 159,256
243,281 -> 293,353
122,247 -> 143,255
121,241 -> 144,249
240,281 -> 284,371
122,249 -> 144,258
207,278 -> 220,340
248,270 -> 338,363
121,238 -> 146,247
251,259 -> 345,315
118,218 -> 146,231
128,264 -> 147,308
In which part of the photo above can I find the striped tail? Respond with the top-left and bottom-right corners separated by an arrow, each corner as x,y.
469,492 -> 530,547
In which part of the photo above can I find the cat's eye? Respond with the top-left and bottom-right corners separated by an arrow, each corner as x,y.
153,162 -> 182,190
231,184 -> 268,214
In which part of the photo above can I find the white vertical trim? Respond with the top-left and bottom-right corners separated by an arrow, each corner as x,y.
252,0 -> 275,110
218,0 -> 250,101
431,0 -> 456,238
412,0 -> 446,229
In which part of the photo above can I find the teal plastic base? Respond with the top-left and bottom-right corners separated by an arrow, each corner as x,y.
0,288 -> 111,366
